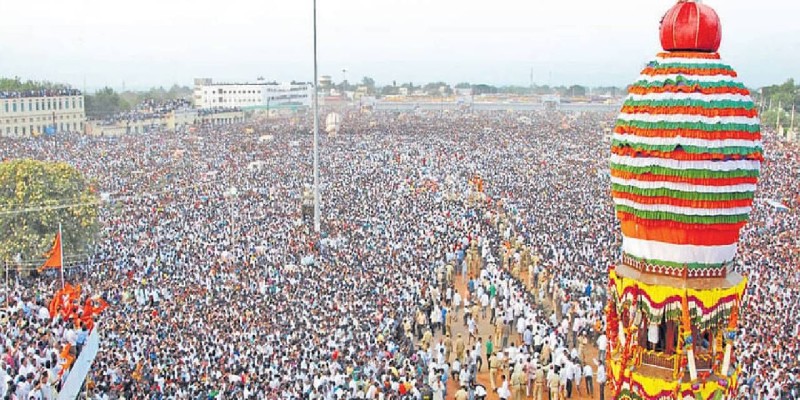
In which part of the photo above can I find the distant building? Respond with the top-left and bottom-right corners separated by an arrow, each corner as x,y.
542,95 -> 561,110
0,90 -> 85,137
319,75 -> 332,88
193,78 -> 312,110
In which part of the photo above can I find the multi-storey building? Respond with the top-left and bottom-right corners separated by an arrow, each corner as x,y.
193,78 -> 312,110
0,90 -> 85,137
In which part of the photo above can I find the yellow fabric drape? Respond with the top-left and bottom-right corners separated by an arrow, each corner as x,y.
610,269 -> 746,312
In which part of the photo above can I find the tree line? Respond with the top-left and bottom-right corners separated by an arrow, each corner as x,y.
757,79 -> 798,131
320,76 -> 623,99
84,85 -> 192,119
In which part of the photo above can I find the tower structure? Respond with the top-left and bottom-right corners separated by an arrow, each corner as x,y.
606,1 -> 761,399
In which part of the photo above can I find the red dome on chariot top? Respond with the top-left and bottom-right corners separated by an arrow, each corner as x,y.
660,0 -> 722,52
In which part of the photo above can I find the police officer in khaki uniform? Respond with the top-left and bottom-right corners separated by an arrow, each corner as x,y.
421,328 -> 433,351
454,333 -> 466,362
511,366 -> 526,400
548,367 -> 560,400
488,352 -> 499,390
455,385 -> 468,400
533,366 -> 545,400
443,333 -> 452,362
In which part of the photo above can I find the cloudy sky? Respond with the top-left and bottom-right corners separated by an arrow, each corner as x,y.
1,0 -> 797,91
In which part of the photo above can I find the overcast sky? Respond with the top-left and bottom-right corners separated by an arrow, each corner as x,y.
1,0 -> 797,91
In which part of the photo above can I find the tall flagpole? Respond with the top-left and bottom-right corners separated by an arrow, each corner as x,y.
312,0 -> 321,233
59,223 -> 65,288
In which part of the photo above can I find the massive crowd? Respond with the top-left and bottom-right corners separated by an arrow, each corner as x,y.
0,109 -> 797,399
0,89 -> 82,100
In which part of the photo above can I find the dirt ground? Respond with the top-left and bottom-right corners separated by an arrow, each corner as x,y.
437,270 -> 612,400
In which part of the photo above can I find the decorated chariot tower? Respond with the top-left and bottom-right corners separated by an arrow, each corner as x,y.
606,1 -> 761,399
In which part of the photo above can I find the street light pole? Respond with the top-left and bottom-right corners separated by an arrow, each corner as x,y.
312,0 -> 321,233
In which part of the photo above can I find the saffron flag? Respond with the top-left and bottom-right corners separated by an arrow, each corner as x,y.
38,233 -> 62,272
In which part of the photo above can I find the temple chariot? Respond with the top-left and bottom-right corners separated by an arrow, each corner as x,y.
605,1 -> 762,399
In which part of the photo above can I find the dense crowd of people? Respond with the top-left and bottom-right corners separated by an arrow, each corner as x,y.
0,89 -> 82,99
0,109 -> 797,399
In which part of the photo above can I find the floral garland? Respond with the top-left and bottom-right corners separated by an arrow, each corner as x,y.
609,361 -> 739,400
609,268 -> 746,328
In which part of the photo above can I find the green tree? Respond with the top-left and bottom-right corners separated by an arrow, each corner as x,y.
423,82 -> 451,96
499,85 -> 531,95
762,79 -> 798,110
471,84 -> 498,95
533,85 -> 553,95
455,82 -> 471,89
0,160 -> 100,267
85,87 -> 131,119
380,86 -> 399,96
167,84 -> 192,99
568,85 -> 587,97
0,77 -> 70,92
761,108 -> 791,130
361,77 -> 376,94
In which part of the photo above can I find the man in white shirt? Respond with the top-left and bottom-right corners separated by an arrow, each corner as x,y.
453,292 -> 462,317
596,364 -> 606,400
572,362 -> 582,396
498,374 -> 512,400
596,333 -> 607,358
582,364 -> 594,396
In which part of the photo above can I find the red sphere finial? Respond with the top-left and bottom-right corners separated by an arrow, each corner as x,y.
659,0 -> 722,52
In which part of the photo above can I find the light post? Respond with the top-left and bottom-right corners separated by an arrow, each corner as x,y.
312,0 -> 321,233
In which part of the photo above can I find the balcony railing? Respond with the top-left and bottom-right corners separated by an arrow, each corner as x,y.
641,350 -> 676,369
639,349 -> 715,380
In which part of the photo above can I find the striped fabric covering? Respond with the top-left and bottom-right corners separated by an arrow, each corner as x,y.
611,51 -> 762,277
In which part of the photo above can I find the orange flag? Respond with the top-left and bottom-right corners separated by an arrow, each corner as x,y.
38,233 -> 62,272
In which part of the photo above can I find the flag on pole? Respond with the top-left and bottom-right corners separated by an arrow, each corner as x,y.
38,232 -> 62,272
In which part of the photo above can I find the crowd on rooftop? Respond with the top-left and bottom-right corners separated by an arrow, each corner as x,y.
0,89 -> 82,100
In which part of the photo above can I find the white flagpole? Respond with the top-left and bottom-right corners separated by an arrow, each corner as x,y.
59,223 -> 65,289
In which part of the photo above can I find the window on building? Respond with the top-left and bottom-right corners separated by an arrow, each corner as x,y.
72,99 -> 76,109
59,100 -> 63,110
20,102 -> 25,112
12,103 -> 17,112
36,101 -> 39,111
3,102 -> 7,112
28,100 -> 32,111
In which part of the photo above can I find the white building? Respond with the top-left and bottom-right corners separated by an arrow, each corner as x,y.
0,91 -> 85,137
193,78 -> 312,110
